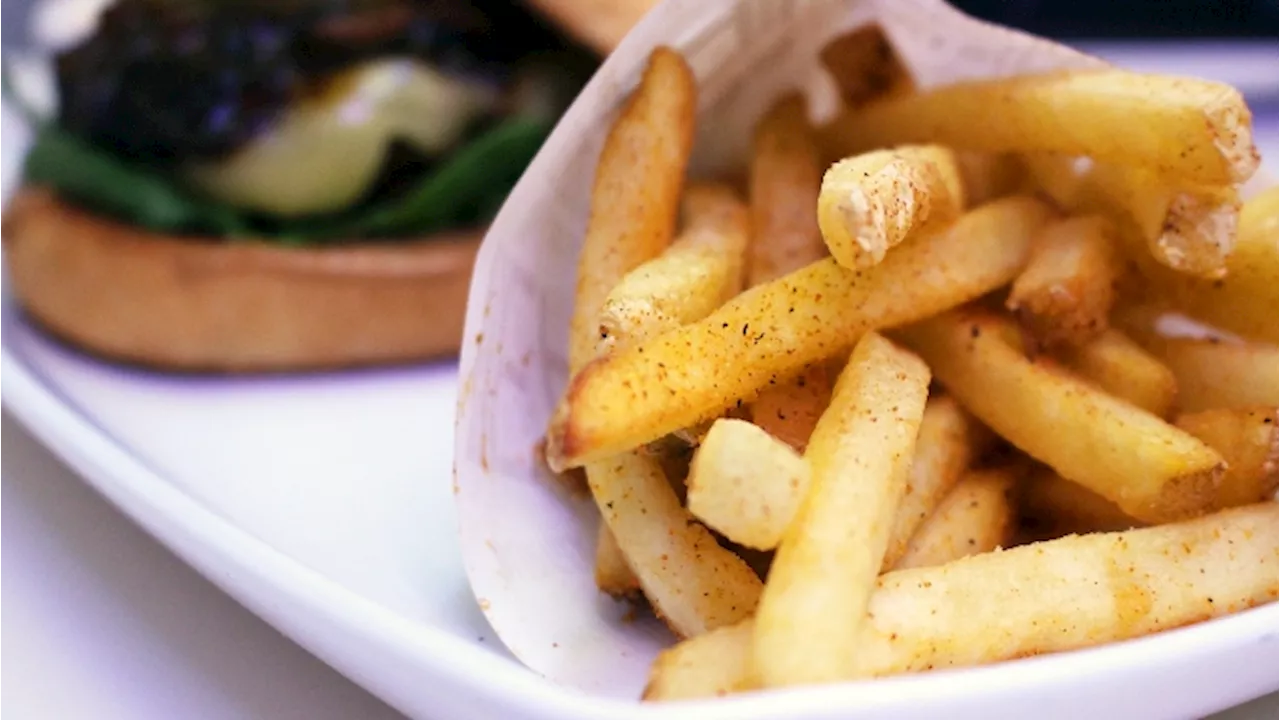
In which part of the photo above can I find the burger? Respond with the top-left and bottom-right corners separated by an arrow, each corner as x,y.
2,0 -> 651,372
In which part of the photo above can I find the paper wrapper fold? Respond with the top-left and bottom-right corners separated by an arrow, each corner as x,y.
452,0 -> 1268,698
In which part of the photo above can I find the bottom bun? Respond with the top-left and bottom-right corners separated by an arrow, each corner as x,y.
2,188 -> 482,372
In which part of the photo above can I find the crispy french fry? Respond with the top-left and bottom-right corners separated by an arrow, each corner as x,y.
1057,328 -> 1178,418
821,70 -> 1260,185
818,25 -> 915,109
1147,337 -> 1280,413
547,197 -> 1053,470
686,418 -> 811,551
882,395 -> 992,570
566,46 -> 695,373
647,503 -> 1278,701
748,93 -> 826,286
1083,162 -> 1240,279
752,333 -> 930,688
955,151 -> 1027,207
896,309 -> 1224,523
1006,215 -> 1121,348
1021,467 -> 1143,535
1176,407 -> 1279,509
893,466 -> 1019,571
598,184 -> 750,353
1140,187 -> 1279,343
817,145 -> 965,270
594,524 -> 641,597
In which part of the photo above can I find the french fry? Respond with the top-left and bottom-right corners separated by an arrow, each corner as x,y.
647,503 -> 1278,701
1021,152 -> 1088,208
747,94 -> 826,286
955,151 -> 1027,207
1083,162 -> 1240,279
752,333 -> 930,688
818,25 -> 915,109
1021,467 -> 1143,535
817,145 -> 965,270
547,197 -> 1053,470
1176,407 -> 1279,509
594,524 -> 641,597
821,70 -> 1260,185
598,184 -> 750,353
893,466 -> 1019,571
686,418 -> 811,550
882,395 -> 992,570
566,46 -> 695,373
1139,187 -> 1279,343
1056,328 -> 1178,418
1147,337 -> 1280,413
1006,215 -> 1121,348
746,94 -> 836,451
896,308 -> 1224,523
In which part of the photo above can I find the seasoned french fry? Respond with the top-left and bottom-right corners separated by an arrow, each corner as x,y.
896,309 -> 1224,523
817,145 -> 965,270
748,93 -> 826,286
1176,407 -> 1279,509
547,197 -> 1053,470
882,395 -> 992,570
594,524 -> 641,597
1083,162 -> 1240,279
1139,187 -> 1279,343
1147,337 -> 1280,413
893,466 -> 1019,571
746,94 -> 835,451
566,47 -> 695,373
1021,467 -> 1143,535
1057,328 -> 1178,418
752,333 -> 930,688
818,25 -> 914,108
598,184 -> 750,353
821,70 -> 1260,185
686,418 -> 811,550
955,151 -> 1027,207
647,503 -> 1278,701
1006,215 -> 1121,348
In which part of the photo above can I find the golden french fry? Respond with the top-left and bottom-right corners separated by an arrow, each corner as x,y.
818,24 -> 915,109
566,46 -> 695,373
893,466 -> 1019,571
594,524 -> 641,597
748,93 -> 826,286
821,70 -> 1259,185
1146,336 -> 1280,413
1007,215 -> 1121,348
547,197 -> 1053,470
817,145 -> 965,270
752,333 -> 930,688
686,418 -> 811,550
647,503 -> 1278,701
955,151 -> 1027,207
896,309 -> 1224,523
1140,187 -> 1279,343
1056,328 -> 1178,418
882,395 -> 993,570
1021,466 -> 1143,535
1176,407 -> 1279,509
598,184 -> 750,353
1083,162 -> 1240,279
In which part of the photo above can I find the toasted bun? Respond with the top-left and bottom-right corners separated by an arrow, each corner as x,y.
2,188 -> 481,372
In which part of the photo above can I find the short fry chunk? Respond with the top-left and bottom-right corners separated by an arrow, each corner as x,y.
1006,215 -> 1121,348
821,70 -> 1259,185
893,466 -> 1019,571
897,309 -> 1224,523
818,145 -> 965,269
752,333 -> 930,688
1176,407 -> 1279,509
686,418 -> 811,551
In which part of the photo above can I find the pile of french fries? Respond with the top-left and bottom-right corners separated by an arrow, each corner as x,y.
542,30 -> 1279,701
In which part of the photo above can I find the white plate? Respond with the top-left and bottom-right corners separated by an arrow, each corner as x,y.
3,52 -> 1278,720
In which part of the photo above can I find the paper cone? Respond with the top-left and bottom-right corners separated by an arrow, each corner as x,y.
453,0 -> 1269,698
